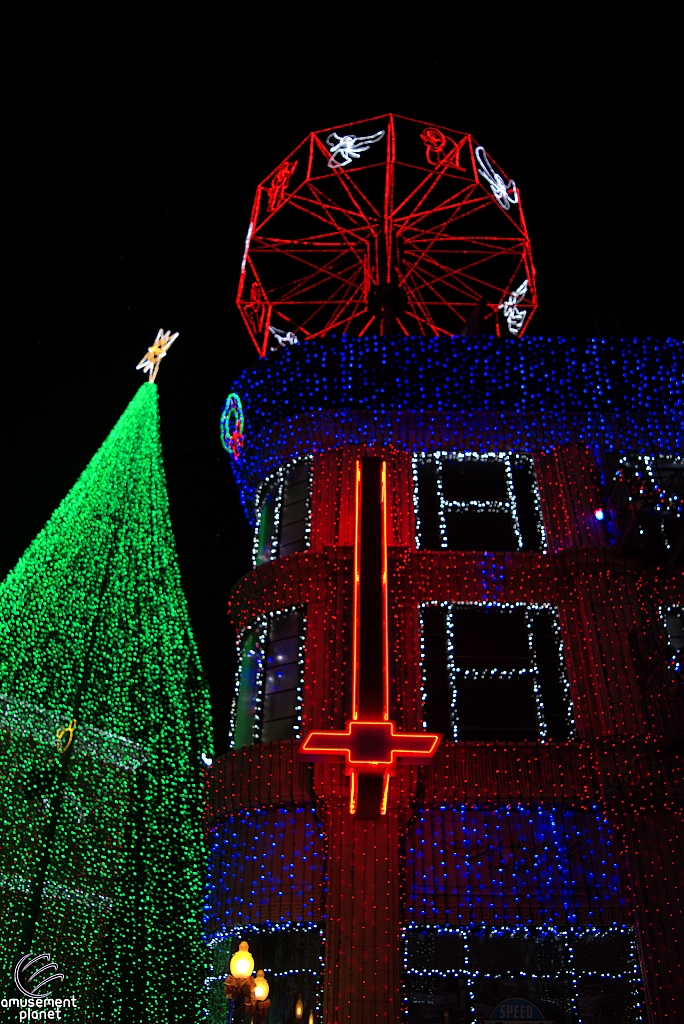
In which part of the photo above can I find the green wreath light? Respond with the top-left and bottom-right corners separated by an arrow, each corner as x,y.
221,393 -> 245,461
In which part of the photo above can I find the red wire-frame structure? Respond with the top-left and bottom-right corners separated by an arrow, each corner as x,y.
237,114 -> 538,357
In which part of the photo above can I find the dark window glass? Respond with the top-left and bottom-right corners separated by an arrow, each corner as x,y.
452,607 -> 537,741
421,606 -> 452,734
278,462 -> 311,557
652,458 -> 684,497
256,483 -> 278,565
260,610 -> 302,742
451,607 -> 531,669
403,928 -> 642,1024
225,928 -> 322,1024
415,462 -> 442,550
665,610 -> 683,653
456,675 -> 539,741
531,609 -> 572,740
444,509 -> 517,551
442,459 -> 508,501
511,456 -> 544,552
233,627 -> 262,749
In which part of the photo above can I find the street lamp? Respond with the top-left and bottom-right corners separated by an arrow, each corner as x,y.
224,941 -> 271,1021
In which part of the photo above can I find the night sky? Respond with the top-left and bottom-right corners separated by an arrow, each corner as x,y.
4,14 -> 682,754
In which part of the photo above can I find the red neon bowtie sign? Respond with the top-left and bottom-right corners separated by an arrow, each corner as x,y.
300,457 -> 441,816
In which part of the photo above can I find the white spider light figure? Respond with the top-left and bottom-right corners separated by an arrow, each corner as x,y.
136,329 -> 178,383
498,280 -> 529,335
475,146 -> 519,211
326,129 -> 385,168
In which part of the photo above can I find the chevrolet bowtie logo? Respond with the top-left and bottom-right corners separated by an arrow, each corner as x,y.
300,719 -> 440,772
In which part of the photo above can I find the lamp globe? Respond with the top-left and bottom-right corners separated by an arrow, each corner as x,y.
253,970 -> 269,1001
230,941 -> 254,979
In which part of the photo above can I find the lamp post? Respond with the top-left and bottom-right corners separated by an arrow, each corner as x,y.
224,941 -> 271,1022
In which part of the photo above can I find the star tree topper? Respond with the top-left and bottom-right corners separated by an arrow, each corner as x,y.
136,329 -> 178,383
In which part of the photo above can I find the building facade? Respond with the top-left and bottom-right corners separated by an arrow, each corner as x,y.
204,331 -> 683,1024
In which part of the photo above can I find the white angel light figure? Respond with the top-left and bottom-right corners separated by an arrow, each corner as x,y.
326,130 -> 385,168
498,280 -> 529,335
475,146 -> 519,211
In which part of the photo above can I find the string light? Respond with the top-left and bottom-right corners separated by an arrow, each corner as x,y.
325,130 -> 385,168
0,382 -> 213,1021
402,923 -> 643,1021
211,330 -> 680,1021
226,333 -> 681,523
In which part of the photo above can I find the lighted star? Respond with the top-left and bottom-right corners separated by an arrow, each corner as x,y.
136,329 -> 178,383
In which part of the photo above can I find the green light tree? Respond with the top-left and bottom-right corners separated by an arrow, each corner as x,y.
0,382 -> 212,1021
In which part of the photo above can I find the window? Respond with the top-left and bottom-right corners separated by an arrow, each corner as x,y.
232,609 -> 305,747
403,926 -> 643,1024
206,925 -> 323,1024
610,455 -> 683,553
254,459 -> 312,565
420,603 -> 572,742
414,453 -> 545,552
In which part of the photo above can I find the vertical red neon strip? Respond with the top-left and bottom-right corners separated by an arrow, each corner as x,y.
384,116 -> 395,286
349,770 -> 358,815
380,771 -> 391,816
351,459 -> 362,721
381,460 -> 390,721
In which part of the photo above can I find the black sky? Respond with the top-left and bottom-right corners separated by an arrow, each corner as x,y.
3,12 -> 682,754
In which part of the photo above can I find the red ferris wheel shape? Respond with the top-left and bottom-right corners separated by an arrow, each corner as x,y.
237,113 -> 537,357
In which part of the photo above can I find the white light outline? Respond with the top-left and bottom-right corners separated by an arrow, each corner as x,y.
475,146 -> 519,211
498,280 -> 529,336
269,326 -> 301,348
326,130 -> 385,169
13,953 -> 64,997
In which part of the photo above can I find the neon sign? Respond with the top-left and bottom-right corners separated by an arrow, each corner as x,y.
420,127 -> 467,170
267,161 -> 297,212
476,146 -> 519,211
326,130 -> 385,169
56,718 -> 77,754
300,457 -> 440,815
221,393 -> 245,461
269,326 -> 300,348
499,279 -> 529,335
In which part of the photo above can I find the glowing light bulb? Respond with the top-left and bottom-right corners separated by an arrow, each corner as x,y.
253,970 -> 269,1001
229,941 -> 254,979
295,995 -> 304,1019
594,508 -> 605,521
309,1013 -> 315,1024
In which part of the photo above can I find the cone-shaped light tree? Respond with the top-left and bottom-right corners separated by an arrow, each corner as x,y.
0,381 -> 212,1021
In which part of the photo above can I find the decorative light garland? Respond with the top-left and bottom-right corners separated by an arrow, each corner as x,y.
0,382 -> 213,1021
225,333 -> 682,523
220,392 -> 246,462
